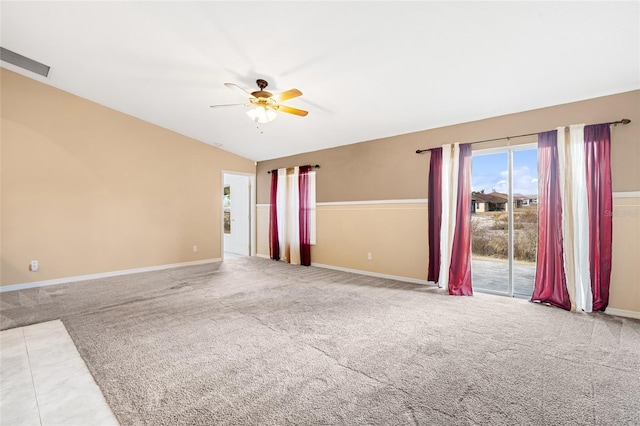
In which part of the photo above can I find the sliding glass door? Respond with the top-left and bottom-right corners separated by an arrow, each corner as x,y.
471,144 -> 538,297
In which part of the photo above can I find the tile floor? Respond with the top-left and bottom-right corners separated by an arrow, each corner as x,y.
0,320 -> 118,426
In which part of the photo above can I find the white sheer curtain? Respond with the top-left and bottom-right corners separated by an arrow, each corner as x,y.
560,125 -> 592,312
438,143 -> 460,290
276,169 -> 287,260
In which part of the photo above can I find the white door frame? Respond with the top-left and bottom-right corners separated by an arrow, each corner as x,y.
221,171 -> 256,259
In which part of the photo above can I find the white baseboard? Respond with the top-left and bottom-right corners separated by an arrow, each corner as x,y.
256,253 -> 270,259
310,262 -> 435,286
0,258 -> 222,293
605,307 -> 640,320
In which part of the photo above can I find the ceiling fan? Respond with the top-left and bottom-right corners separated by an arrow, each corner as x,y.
210,79 -> 308,123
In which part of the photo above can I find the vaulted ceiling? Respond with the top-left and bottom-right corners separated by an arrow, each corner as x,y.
2,2 -> 638,161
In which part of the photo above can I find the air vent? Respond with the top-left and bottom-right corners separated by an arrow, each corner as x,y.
0,47 -> 50,77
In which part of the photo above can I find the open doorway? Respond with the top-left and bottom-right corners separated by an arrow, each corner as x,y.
222,172 -> 255,259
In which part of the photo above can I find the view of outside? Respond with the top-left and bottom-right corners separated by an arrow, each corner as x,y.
471,148 -> 538,296
223,186 -> 231,234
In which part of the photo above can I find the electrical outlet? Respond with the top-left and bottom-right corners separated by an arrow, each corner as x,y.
193,245 -> 198,252
367,253 -> 372,261
30,260 -> 39,271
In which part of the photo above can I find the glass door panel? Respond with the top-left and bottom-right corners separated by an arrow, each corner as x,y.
471,152 -> 510,294
512,149 -> 538,297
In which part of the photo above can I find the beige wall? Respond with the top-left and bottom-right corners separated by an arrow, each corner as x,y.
610,197 -> 640,313
257,203 -> 429,281
257,90 -> 640,314
1,69 -> 255,286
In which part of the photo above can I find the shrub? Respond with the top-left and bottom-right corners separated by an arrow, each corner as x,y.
472,211 -> 538,262
514,227 -> 537,262
518,209 -> 538,224
472,229 -> 508,259
491,213 -> 508,231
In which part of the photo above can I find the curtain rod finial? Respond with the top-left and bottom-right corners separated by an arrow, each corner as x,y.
621,118 -> 631,125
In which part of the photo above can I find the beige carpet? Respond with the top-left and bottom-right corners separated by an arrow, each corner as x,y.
1,257 -> 639,425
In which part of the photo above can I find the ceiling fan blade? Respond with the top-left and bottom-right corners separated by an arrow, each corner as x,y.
274,104 -> 309,117
224,83 -> 256,99
209,103 -> 251,108
274,89 -> 302,102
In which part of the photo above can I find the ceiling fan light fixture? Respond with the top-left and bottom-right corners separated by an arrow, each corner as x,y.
246,105 -> 277,124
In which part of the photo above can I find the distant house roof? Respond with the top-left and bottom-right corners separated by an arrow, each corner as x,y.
482,191 -> 530,202
472,192 -> 507,204
513,193 -> 532,201
488,191 -> 508,201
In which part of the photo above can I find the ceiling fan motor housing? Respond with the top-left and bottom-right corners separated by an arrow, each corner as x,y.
251,79 -> 273,99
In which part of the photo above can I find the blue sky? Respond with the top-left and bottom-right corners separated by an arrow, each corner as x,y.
471,149 -> 538,196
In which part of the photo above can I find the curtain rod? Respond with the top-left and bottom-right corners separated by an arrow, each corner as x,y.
267,165 -> 320,174
415,118 -> 631,154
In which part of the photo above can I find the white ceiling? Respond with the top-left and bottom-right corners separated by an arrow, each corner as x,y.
2,1 -> 638,162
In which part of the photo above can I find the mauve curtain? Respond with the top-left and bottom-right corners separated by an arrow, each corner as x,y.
448,143 -> 473,296
269,166 -> 314,266
299,165 -> 312,266
268,171 -> 280,260
428,148 -> 443,283
584,124 -> 612,311
532,130 -> 571,310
